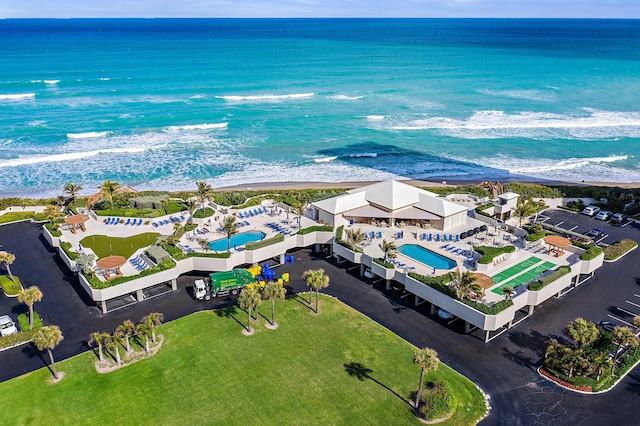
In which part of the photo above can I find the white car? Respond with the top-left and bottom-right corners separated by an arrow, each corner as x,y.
595,210 -> 612,221
437,309 -> 453,319
363,268 -> 375,279
582,206 -> 601,217
0,315 -> 17,336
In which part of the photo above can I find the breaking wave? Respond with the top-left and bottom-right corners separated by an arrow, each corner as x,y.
66,131 -> 109,139
0,93 -> 35,100
165,123 -> 228,131
216,93 -> 315,102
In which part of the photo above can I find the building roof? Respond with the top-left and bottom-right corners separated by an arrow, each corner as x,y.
312,191 -> 369,215
312,180 -> 467,218
499,192 -> 519,200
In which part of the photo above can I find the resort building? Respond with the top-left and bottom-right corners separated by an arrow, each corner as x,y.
311,180 -> 471,232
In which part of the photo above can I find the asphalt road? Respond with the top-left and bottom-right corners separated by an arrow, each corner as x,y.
1,220 -> 639,425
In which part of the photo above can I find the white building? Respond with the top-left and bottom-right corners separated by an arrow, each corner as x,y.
310,180 -> 469,232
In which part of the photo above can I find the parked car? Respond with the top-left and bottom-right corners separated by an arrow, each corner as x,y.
582,206 -> 601,216
595,210 -> 612,221
611,213 -> 628,224
598,320 -> 616,333
0,315 -> 17,336
586,228 -> 605,239
363,267 -> 375,279
437,309 -> 453,319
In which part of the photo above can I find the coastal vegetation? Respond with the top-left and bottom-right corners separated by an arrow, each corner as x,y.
473,245 -> 516,264
0,297 -> 485,425
542,318 -> 640,392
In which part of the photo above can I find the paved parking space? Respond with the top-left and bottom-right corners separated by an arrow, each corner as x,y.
537,208 -> 640,244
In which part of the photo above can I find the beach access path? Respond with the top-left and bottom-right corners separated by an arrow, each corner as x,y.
1,221 -> 639,425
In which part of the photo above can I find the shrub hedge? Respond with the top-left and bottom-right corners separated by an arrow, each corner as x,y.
604,239 -> 638,261
463,298 -> 514,315
373,258 -> 395,269
44,222 -> 62,237
0,211 -> 36,224
60,241 -> 80,260
474,245 -> 516,264
297,225 -> 334,235
572,241 -> 603,261
420,380 -> 457,421
163,244 -> 231,260
245,234 -> 284,251
0,328 -> 39,350
528,266 -> 571,291
193,208 -> 215,218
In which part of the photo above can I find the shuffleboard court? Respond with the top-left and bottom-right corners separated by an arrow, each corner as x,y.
491,256 -> 542,284
492,261 -> 557,295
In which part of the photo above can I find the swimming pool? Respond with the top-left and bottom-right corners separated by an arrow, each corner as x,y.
208,231 -> 266,251
398,244 -> 457,270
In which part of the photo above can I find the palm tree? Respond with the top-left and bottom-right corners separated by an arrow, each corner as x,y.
343,228 -> 366,250
0,251 -> 16,282
412,347 -> 439,408
43,205 -> 64,226
185,198 -> 197,223
302,269 -> 330,314
18,286 -> 43,330
294,203 -> 307,231
566,318 -> 599,348
63,182 -> 83,205
633,316 -> 640,331
88,331 -> 109,362
563,348 -> 582,378
593,353 -> 612,381
221,216 -> 239,252
502,286 -> 516,301
532,199 -> 549,222
106,329 -> 125,366
99,179 -> 120,209
117,320 -> 136,353
513,198 -> 536,227
32,325 -> 64,380
451,269 -> 482,300
611,326 -> 638,373
135,322 -> 151,353
195,181 -> 213,209
143,312 -> 164,344
197,238 -> 210,252
379,239 -> 398,263
262,281 -> 286,326
238,287 -> 261,333
544,339 -> 566,370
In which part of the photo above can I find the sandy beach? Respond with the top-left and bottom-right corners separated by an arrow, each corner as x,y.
215,178 -> 640,192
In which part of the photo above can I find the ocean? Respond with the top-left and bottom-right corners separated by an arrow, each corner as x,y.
1,18 -> 640,197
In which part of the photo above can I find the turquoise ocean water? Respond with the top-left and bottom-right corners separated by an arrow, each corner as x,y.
1,18 -> 640,197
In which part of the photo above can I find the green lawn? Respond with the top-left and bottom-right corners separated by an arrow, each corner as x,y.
80,233 -> 161,259
0,296 -> 485,425
0,275 -> 22,296
0,211 -> 36,224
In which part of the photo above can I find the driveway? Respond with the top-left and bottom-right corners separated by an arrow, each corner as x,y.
1,221 -> 640,425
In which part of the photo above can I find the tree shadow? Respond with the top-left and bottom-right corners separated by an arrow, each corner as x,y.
343,362 -> 411,406
501,346 -> 537,371
22,343 -> 54,376
215,306 -> 246,330
287,293 -> 315,312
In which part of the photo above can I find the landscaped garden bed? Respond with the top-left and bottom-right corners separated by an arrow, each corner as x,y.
0,275 -> 23,296
0,296 -> 486,425
297,225 -> 334,235
79,233 -> 161,259
528,266 -> 571,291
604,239 -> 638,261
474,245 -> 516,264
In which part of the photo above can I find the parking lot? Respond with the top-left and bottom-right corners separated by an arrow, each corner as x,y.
536,208 -> 640,245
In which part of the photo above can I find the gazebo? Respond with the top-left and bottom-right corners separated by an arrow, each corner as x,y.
64,214 -> 89,233
96,255 -> 127,280
543,235 -> 571,257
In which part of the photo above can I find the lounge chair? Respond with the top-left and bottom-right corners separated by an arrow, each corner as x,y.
125,218 -> 131,225
455,234 -> 460,242
370,231 -> 375,240
244,221 -> 250,226
427,234 -> 432,241
435,234 -> 440,242
396,232 -> 402,239
152,222 -> 158,227
137,219 -> 143,225
377,232 -> 383,239
441,244 -> 449,249
421,233 -> 426,240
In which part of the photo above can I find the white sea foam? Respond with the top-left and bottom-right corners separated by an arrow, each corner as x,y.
216,93 -> 315,102
0,147 -> 146,168
165,123 -> 228,131
99,77 -> 111,81
329,95 -> 363,100
66,131 -> 109,139
388,109 -> 640,139
189,94 -> 206,99
478,89 -> 557,102
44,80 -> 60,85
0,93 -> 35,100
348,152 -> 377,158
27,120 -> 47,127
367,115 -> 385,121
313,156 -> 337,163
